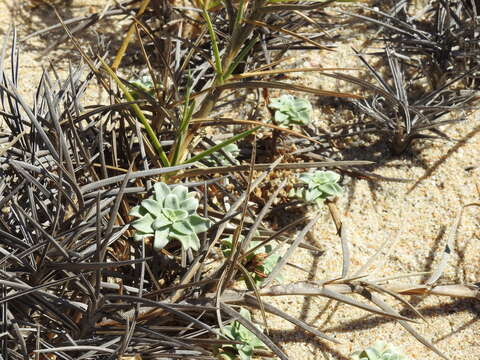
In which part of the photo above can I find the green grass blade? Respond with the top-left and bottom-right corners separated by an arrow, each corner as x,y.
202,6 -> 223,81
99,58 -> 170,167
185,126 -> 260,164
171,72 -> 195,165
223,36 -> 259,80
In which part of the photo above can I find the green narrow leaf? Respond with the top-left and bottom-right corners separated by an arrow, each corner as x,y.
99,58 -> 170,167
224,36 -> 259,79
202,6 -> 223,81
186,126 -> 260,164
172,72 -> 196,165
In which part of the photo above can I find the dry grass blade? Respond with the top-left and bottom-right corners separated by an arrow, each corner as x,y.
340,221 -> 350,279
355,288 -> 450,360
220,303 -> 289,360
243,294 -> 340,344
261,211 -> 322,288
245,19 -> 333,51
80,164 -> 194,193
260,282 -> 417,323
35,346 -> 115,355
214,80 -> 363,99
360,280 -> 426,322
425,204 -> 470,286
230,66 -> 359,80
175,160 -> 373,178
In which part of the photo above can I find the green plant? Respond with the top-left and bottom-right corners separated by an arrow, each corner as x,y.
204,143 -> 240,166
351,342 -> 410,360
221,235 -> 281,286
269,94 -> 313,126
128,73 -> 156,99
291,170 -> 343,206
219,308 -> 267,360
129,182 -> 211,251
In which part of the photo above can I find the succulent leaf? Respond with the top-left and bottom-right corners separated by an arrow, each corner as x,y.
293,170 -> 343,206
269,94 -> 313,126
140,199 -> 163,217
350,342 -> 410,360
189,215 -> 211,233
129,182 -> 211,251
203,142 -> 240,166
153,229 -> 170,251
172,219 -> 195,235
220,308 -> 267,360
180,197 -> 199,214
221,235 -> 282,286
131,213 -> 155,233
129,205 -> 146,218
154,182 -> 171,201
164,194 -> 180,210
172,185 -> 188,201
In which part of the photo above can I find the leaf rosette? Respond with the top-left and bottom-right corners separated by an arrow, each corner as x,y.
351,342 -> 410,360
291,170 -> 343,206
269,94 -> 313,126
219,308 -> 267,360
129,182 -> 211,251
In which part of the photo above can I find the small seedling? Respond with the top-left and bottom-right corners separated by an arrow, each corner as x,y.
204,143 -> 240,166
218,308 -> 268,360
351,341 -> 410,360
269,94 -> 313,126
291,170 -> 343,206
129,182 -> 211,251
221,236 -> 281,286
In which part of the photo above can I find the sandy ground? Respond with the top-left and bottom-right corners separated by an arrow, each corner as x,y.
1,1 -> 479,360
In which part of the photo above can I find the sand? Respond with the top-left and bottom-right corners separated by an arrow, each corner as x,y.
1,1 -> 478,359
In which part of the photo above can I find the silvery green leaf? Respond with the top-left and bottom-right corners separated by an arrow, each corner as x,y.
269,95 -> 291,110
180,197 -> 199,214
325,170 -> 341,182
317,183 -> 343,196
173,209 -> 189,220
275,111 -> 289,125
299,173 -> 312,183
351,342 -> 410,360
133,231 -> 152,242
164,194 -> 180,209
239,307 -> 252,321
304,187 -> 322,202
154,182 -> 171,201
295,170 -> 342,205
153,228 -> 170,250
172,219 -> 195,235
140,198 -> 163,217
188,215 -> 211,233
131,213 -> 155,233
296,188 -> 305,199
171,185 -> 188,201
238,345 -> 253,360
261,253 -> 280,274
314,170 -> 340,183
130,181 -> 210,253
270,94 -> 312,126
170,230 -> 200,251
152,214 -> 171,230
222,324 -> 234,339
129,205 -> 146,218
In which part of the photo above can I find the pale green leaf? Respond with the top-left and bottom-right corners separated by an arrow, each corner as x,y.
131,214 -> 155,233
